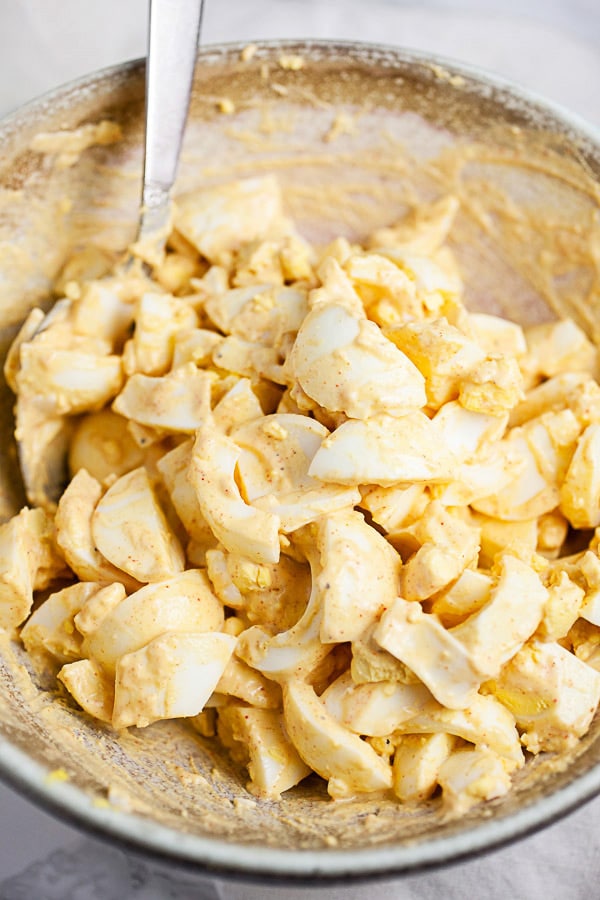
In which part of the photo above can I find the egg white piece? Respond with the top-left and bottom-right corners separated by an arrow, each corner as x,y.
283,679 -> 393,799
217,705 -> 310,800
112,631 -> 237,729
91,466 -> 185,582
289,301 -> 426,419
84,569 -> 224,676
190,422 -> 281,565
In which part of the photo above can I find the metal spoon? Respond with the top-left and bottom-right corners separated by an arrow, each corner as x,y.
16,0 -> 205,508
135,0 -> 205,261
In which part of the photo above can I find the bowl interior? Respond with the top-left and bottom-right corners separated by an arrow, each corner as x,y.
1,41 -> 600,881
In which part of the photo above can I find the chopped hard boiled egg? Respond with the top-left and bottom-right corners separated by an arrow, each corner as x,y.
375,597 -> 483,709
91,466 -> 185,582
282,679 -> 393,799
289,301 -> 427,418
112,631 -> 237,729
4,174 -> 600,817
438,747 -> 512,814
217,705 -> 310,800
393,733 -> 456,803
489,640 -> 600,752
82,569 -> 224,675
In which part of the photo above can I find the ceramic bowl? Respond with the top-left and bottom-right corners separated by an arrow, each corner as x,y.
1,40 -> 600,884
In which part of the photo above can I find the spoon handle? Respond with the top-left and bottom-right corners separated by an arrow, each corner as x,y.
139,0 -> 205,244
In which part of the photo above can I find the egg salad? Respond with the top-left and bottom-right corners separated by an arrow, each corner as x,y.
3,174 -> 600,814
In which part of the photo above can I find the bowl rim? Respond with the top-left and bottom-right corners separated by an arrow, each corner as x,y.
1,37 -> 600,884
2,37 -> 599,143
2,731 -> 600,885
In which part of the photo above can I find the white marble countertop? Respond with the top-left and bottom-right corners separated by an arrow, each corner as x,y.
0,2 -> 599,897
